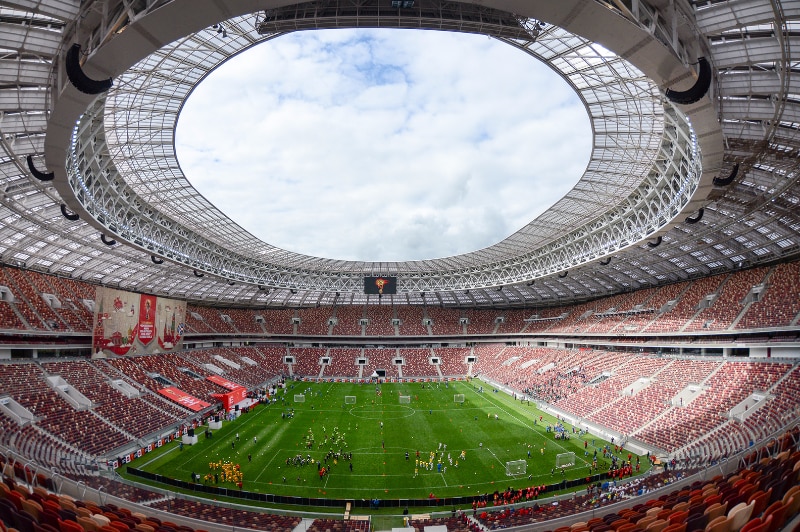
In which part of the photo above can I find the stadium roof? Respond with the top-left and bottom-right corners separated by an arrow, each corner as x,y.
0,0 -> 798,308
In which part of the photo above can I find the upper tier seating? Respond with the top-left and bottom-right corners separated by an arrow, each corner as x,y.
396,306 -> 428,336
2,261 -> 800,336
331,304 -> 363,336
219,308 -> 263,334
186,305 -> 236,334
684,267 -> 769,331
643,275 -> 725,333
427,307 -> 463,336
296,306 -> 334,336
736,261 -> 800,329
364,304 -> 395,336
261,308 -> 296,335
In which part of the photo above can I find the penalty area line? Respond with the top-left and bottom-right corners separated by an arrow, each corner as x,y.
139,445 -> 177,468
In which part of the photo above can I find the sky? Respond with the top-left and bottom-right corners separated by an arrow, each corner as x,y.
175,28 -> 591,263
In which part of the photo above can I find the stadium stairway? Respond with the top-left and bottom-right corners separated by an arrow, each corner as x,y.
292,518 -> 315,531
465,514 -> 489,531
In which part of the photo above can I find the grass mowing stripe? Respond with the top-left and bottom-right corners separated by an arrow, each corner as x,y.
123,381 -> 650,501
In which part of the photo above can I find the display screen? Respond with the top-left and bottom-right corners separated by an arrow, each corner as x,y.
364,276 -> 397,295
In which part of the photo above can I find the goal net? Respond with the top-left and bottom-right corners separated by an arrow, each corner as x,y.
399,395 -> 411,404
344,396 -> 356,404
505,459 -> 527,476
556,452 -> 576,469
294,394 -> 305,403
453,394 -> 465,403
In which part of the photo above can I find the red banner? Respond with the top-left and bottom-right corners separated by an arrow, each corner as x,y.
138,294 -> 157,345
211,387 -> 247,412
207,375 -> 243,390
158,386 -> 211,412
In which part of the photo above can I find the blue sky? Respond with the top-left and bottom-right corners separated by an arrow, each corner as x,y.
176,28 -> 591,262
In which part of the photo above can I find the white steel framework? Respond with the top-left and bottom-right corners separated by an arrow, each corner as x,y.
0,0 -> 797,308
64,12 -> 702,294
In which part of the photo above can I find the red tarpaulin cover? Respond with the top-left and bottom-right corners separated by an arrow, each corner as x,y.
158,386 -> 211,412
206,375 -> 243,390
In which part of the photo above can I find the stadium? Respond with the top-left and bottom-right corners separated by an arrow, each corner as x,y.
1,0 -> 800,531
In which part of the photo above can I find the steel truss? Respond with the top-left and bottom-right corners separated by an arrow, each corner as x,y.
63,5 -> 703,294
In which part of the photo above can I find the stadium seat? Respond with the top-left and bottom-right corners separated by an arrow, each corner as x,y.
12,509 -> 37,532
673,502 -> 690,514
783,490 -> 800,517
77,517 -> 98,532
662,524 -> 686,532
616,523 -> 637,532
739,517 -> 767,532
647,519 -> 669,532
89,515 -> 109,528
705,495 -> 722,507
59,519 -> 84,532
704,503 -> 728,523
726,502 -> 754,532
761,502 -> 786,532
747,490 -> 771,519
21,499 -> 42,521
684,510 -> 708,532
703,515 -> 730,532
668,511 -> 689,525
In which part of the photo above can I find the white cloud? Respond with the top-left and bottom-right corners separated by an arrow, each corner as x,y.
176,28 -> 591,262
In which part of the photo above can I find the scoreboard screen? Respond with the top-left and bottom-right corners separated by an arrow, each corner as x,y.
364,276 -> 397,295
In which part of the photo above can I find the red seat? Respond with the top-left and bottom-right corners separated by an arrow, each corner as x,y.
761,502 -> 786,532
747,490 -> 771,519
669,511 -> 689,525
60,519 -> 85,532
662,524 -> 686,532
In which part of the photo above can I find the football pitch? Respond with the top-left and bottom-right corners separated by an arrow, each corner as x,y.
129,380 -> 647,501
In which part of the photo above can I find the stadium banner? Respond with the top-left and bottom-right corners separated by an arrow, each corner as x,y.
108,434 -> 175,469
211,387 -> 247,412
138,293 -> 156,345
207,375 -> 243,390
158,386 -> 212,412
92,286 -> 186,356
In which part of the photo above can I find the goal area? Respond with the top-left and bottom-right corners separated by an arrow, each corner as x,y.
453,394 -> 465,403
294,394 -> 305,403
556,452 -> 576,469
505,459 -> 526,476
344,396 -> 356,404
399,395 -> 411,404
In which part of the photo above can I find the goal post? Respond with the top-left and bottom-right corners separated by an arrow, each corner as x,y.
344,396 -> 356,404
505,459 -> 527,476
556,452 -> 576,469
453,394 -> 465,403
399,395 -> 411,404
294,394 -> 305,403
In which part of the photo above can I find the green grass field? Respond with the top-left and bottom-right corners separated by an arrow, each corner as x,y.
129,381 -> 647,501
